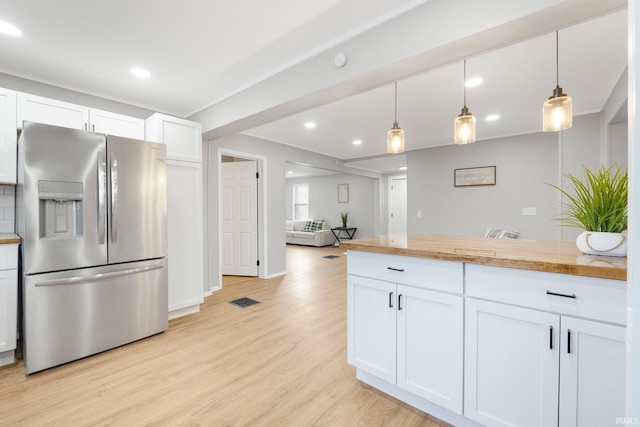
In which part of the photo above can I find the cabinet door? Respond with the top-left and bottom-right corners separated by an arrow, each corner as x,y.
397,285 -> 463,413
347,275 -> 396,383
17,93 -> 88,130
0,88 -> 17,184
145,113 -> 201,162
465,299 -> 559,427
0,245 -> 18,354
559,317 -> 626,427
167,159 -> 204,313
0,268 -> 17,353
89,109 -> 144,139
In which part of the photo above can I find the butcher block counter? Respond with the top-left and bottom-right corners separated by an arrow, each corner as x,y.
344,234 -> 627,427
0,234 -> 20,245
340,233 -> 626,281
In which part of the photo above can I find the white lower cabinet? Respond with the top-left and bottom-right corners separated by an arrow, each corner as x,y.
347,257 -> 464,414
347,256 -> 626,427
464,299 -> 560,427
0,244 -> 18,366
464,265 -> 626,427
559,317 -> 626,427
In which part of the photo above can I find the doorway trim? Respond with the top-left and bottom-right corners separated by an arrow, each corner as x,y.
217,148 -> 267,283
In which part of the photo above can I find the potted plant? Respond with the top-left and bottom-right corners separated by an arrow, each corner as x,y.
340,212 -> 349,228
548,164 -> 628,256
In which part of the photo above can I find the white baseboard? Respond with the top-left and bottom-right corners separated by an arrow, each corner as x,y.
168,304 -> 200,320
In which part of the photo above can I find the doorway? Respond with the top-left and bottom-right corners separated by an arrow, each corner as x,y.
388,175 -> 407,234
218,150 -> 266,281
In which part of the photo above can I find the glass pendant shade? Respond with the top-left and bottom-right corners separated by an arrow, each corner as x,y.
543,31 -> 572,132
543,85 -> 572,131
453,60 -> 476,145
387,81 -> 405,154
454,106 -> 476,145
387,122 -> 405,153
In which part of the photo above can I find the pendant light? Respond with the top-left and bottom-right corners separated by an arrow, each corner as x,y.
387,81 -> 405,153
543,31 -> 572,132
454,60 -> 476,144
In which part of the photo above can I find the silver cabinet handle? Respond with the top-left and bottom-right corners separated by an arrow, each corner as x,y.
34,262 -> 165,287
110,152 -> 118,242
97,152 -> 106,244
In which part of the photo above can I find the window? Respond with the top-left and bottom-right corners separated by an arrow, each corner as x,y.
293,183 -> 309,220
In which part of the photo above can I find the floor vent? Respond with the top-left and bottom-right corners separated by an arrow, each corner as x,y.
229,297 -> 261,308
323,255 -> 340,259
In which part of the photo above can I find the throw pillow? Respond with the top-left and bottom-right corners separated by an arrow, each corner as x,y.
303,220 -> 325,232
485,228 -> 519,239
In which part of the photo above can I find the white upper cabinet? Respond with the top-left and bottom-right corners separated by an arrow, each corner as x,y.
17,93 -> 144,140
89,109 -> 144,139
145,113 -> 202,162
17,93 -> 88,130
0,88 -> 17,184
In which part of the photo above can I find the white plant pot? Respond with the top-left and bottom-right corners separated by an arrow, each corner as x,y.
575,230 -> 627,257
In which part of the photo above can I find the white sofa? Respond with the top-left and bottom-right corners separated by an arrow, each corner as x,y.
285,219 -> 335,247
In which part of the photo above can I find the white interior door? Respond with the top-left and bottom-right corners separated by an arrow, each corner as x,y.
389,177 -> 407,234
221,161 -> 258,276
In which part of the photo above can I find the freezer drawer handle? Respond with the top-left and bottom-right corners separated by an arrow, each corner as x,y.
33,263 -> 165,287
110,152 -> 118,243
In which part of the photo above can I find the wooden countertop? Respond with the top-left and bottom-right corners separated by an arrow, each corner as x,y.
0,234 -> 20,245
341,234 -> 627,281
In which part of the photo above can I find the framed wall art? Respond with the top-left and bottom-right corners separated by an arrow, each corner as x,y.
454,166 -> 496,187
338,183 -> 349,203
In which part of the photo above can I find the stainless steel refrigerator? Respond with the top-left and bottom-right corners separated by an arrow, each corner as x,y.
16,121 -> 168,374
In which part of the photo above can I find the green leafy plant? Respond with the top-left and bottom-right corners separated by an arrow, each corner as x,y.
548,165 -> 628,233
340,211 -> 349,227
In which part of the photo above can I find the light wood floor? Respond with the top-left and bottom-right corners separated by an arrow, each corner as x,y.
0,245 -> 451,426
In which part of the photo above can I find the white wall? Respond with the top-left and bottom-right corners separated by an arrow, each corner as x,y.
286,173 -> 376,238
407,131 -> 559,240
406,113 -> 603,241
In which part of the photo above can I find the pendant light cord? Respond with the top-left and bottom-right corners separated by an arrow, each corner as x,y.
394,81 -> 398,122
555,31 -> 559,87
463,60 -> 467,107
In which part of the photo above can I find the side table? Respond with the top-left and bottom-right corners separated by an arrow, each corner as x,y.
331,227 -> 357,246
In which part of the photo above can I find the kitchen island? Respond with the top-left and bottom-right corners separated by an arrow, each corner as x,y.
0,234 -> 19,367
342,234 -> 627,427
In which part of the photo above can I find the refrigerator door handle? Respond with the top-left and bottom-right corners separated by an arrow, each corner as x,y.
33,262 -> 165,287
97,152 -> 107,244
109,152 -> 118,243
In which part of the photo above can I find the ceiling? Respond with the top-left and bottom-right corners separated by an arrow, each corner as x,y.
0,1 -> 628,175
248,9 -> 628,174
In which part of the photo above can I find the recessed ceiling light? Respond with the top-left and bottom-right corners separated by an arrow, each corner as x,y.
304,122 -> 317,129
131,67 -> 151,79
0,21 -> 21,37
352,139 -> 362,145
399,166 -> 408,170
486,114 -> 501,121
287,171 -> 293,174
465,77 -> 483,88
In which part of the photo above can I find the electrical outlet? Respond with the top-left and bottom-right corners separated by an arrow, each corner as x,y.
522,207 -> 537,216
417,211 -> 422,218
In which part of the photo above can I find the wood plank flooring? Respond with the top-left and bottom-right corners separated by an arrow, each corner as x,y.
0,245 -> 451,426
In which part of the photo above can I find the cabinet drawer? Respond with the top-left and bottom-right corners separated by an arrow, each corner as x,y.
347,250 -> 463,294
0,244 -> 18,270
466,264 -> 626,325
